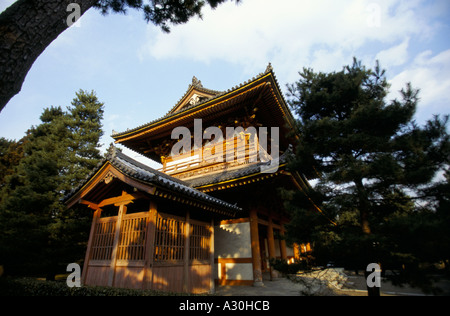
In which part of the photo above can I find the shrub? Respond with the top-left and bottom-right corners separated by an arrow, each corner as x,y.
0,277 -> 197,296
269,258 -> 310,275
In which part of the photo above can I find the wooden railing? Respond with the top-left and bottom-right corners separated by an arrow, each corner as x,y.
154,213 -> 186,263
85,208 -> 213,293
90,216 -> 117,261
90,212 -> 212,264
189,223 -> 211,261
117,213 -> 148,261
161,138 -> 270,176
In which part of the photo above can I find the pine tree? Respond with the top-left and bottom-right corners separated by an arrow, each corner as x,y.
284,58 -> 449,295
48,90 -> 105,278
0,136 -> 27,193
0,90 -> 104,277
0,106 -> 69,275
64,89 -> 105,192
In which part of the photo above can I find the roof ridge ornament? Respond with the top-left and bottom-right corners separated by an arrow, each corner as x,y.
265,62 -> 273,74
191,76 -> 203,88
107,143 -> 118,159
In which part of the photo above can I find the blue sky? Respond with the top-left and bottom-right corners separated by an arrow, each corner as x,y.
1,0 -> 449,165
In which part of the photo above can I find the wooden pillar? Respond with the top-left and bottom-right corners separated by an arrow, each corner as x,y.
108,200 -> 127,287
280,224 -> 287,260
250,209 -> 263,286
267,217 -> 277,279
183,210 -> 191,293
209,218 -> 215,294
143,201 -> 157,290
82,207 -> 101,285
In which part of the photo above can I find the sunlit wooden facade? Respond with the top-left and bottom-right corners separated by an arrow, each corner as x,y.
66,65 -> 314,293
65,147 -> 240,293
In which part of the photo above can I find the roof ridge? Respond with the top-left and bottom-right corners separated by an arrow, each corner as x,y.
164,76 -> 223,117
111,64 -> 278,139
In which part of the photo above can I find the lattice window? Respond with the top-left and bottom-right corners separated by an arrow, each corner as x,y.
154,214 -> 186,262
91,217 -> 117,261
117,213 -> 148,261
190,224 -> 211,261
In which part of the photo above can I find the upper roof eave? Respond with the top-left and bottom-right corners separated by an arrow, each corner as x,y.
112,64 -> 293,142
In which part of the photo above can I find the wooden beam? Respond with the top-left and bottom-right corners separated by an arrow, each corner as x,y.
81,208 -> 101,285
143,201 -> 157,290
280,224 -> 287,260
79,199 -> 100,210
80,191 -> 150,210
113,172 -> 157,196
267,217 -> 277,279
250,209 -> 263,286
98,191 -> 146,208
257,217 -> 281,230
108,201 -> 127,287
183,210 -> 191,293
257,218 -> 269,226
209,218 -> 215,294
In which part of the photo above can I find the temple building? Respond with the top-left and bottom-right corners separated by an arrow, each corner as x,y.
65,65 -> 315,294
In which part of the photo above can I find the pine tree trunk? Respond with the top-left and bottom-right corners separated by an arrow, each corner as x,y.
355,179 -> 371,235
0,0 -> 97,112
355,178 -> 381,296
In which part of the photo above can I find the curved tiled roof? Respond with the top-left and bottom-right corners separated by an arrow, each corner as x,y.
184,145 -> 295,188
111,63 -> 284,140
65,145 -> 242,214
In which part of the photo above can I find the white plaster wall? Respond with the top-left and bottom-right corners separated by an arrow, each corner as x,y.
215,222 -> 251,259
225,263 -> 253,280
214,221 -> 253,281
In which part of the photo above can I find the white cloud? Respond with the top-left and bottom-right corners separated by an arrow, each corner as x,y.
387,49 -> 450,113
376,37 -> 410,68
139,0 -> 434,79
135,0 -> 450,122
